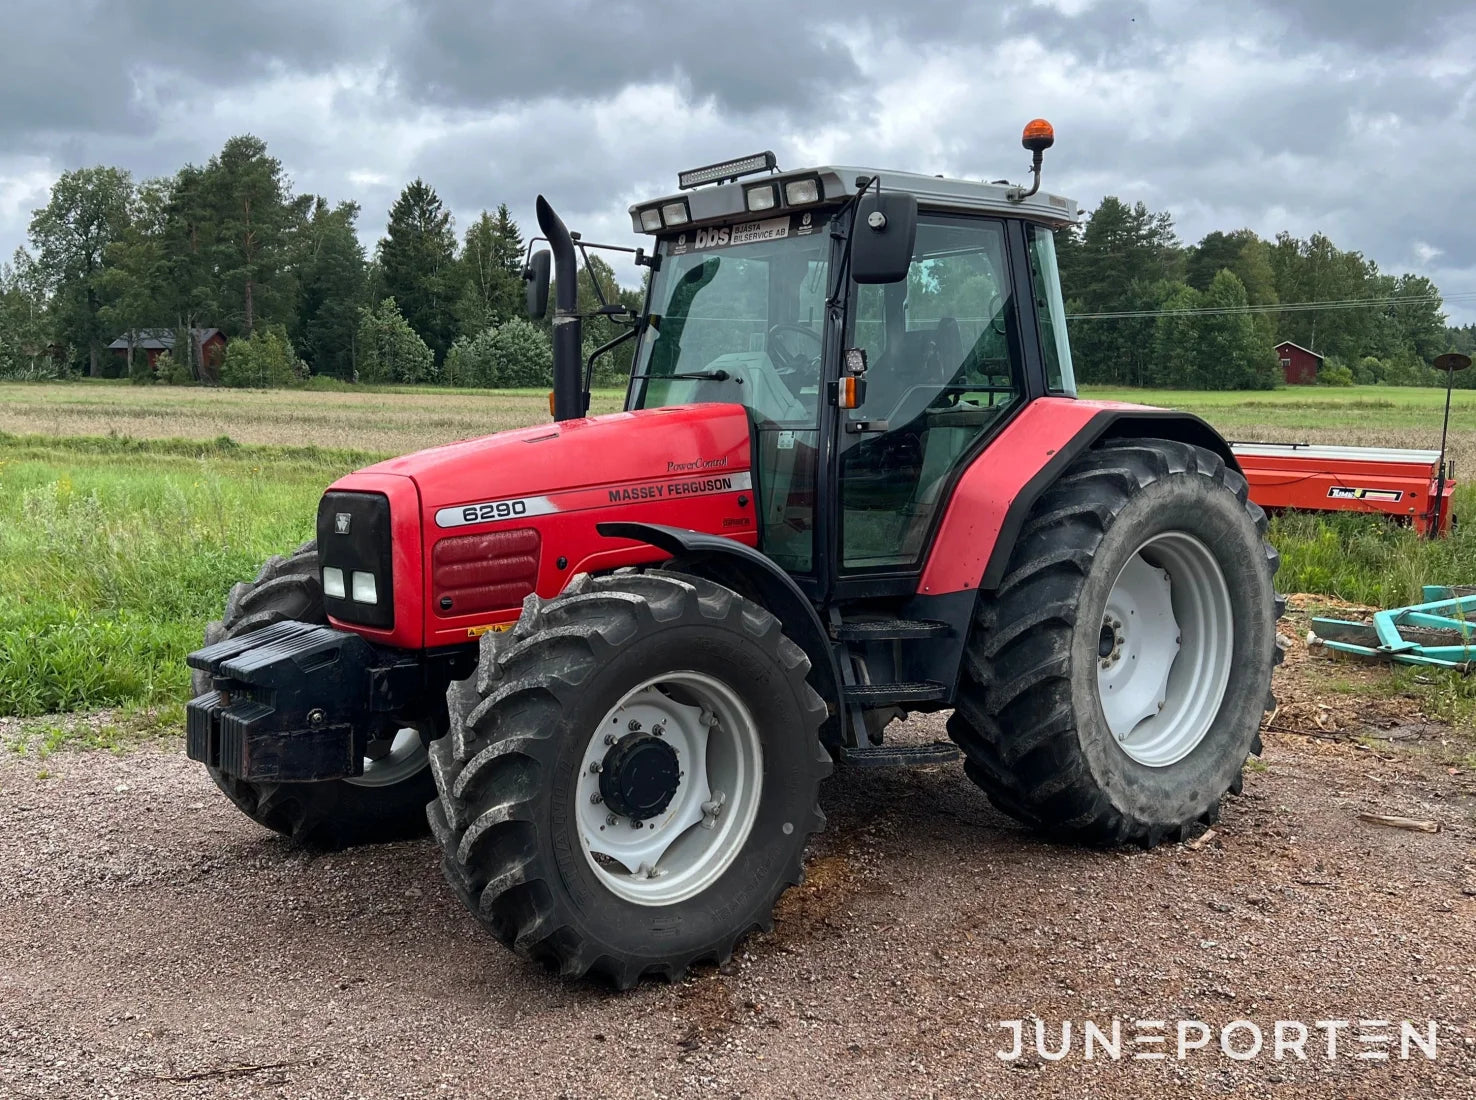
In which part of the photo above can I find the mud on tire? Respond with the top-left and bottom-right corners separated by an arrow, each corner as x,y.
193,541 -> 435,849
428,571 -> 830,988
947,438 -> 1284,847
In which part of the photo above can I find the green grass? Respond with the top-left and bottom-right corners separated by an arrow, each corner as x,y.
6,381 -> 1476,740
0,433 -> 357,716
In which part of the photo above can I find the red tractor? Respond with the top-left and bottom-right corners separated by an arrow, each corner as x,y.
188,123 -> 1282,987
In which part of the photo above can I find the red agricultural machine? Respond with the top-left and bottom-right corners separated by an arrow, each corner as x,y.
187,123 -> 1283,987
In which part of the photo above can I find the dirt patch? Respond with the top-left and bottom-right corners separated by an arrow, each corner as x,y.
2,668 -> 1474,1097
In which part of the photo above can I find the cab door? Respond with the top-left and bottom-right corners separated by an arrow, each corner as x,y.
834,214 -> 1030,575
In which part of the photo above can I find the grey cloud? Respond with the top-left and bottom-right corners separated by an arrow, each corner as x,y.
0,0 -> 1472,320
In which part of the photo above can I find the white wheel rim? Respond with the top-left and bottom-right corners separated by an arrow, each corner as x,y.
344,726 -> 428,788
1098,532 -> 1234,768
576,671 -> 763,906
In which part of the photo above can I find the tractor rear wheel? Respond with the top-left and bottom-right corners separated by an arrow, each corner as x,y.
948,438 -> 1281,846
192,541 -> 436,848
428,571 -> 829,988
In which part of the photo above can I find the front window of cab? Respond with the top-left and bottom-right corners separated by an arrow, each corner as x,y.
629,213 -> 835,573
630,213 -> 833,428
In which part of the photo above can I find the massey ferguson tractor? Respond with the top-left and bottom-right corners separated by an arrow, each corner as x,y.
187,121 -> 1282,987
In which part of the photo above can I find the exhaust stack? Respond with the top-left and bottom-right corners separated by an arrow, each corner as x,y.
536,196 -> 585,421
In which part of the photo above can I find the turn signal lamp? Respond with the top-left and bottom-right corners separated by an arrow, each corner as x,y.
1022,118 -> 1055,152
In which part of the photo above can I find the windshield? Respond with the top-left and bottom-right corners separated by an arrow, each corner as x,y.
629,212 -> 834,427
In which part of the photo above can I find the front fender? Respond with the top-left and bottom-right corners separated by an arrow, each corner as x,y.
596,522 -> 843,740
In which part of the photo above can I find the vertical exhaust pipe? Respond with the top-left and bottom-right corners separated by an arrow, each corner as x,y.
537,195 -> 584,421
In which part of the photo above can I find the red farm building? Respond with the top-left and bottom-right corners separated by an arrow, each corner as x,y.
1275,340 -> 1323,385
108,328 -> 226,373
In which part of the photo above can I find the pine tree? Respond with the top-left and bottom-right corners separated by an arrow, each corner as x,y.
296,199 -> 367,378
379,180 -> 458,362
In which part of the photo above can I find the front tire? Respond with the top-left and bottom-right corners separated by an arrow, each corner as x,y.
948,438 -> 1281,846
428,571 -> 829,988
192,541 -> 436,849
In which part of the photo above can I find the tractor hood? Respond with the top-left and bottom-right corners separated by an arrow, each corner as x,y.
355,403 -> 754,514
326,402 -> 759,649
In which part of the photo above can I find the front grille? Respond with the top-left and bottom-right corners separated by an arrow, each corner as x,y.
433,528 -> 540,616
317,491 -> 394,629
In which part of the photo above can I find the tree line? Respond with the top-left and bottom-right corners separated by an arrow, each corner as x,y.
0,135 -> 634,388
1054,197 -> 1459,388
0,133 -> 1465,390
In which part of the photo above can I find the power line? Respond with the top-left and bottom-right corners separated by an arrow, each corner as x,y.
1067,291 -> 1476,322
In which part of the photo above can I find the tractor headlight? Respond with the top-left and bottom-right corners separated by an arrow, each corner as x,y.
660,201 -> 690,227
351,571 -> 378,605
322,567 -> 346,599
745,183 -> 778,212
784,177 -> 821,205
639,207 -> 663,232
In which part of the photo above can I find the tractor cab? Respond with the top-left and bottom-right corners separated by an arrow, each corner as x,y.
619,138 -> 1079,590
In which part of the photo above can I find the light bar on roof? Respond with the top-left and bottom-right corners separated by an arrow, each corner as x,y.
678,151 -> 777,190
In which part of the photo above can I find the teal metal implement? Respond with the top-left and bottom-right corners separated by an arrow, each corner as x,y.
1312,586 -> 1476,668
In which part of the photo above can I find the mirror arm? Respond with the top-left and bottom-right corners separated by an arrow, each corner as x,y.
583,324 -> 641,412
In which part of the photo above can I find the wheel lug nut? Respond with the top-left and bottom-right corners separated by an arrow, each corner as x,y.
627,719 -> 642,732
606,813 -> 618,827
603,734 -> 616,746
630,819 -> 643,830
588,762 -> 601,774
590,792 -> 603,804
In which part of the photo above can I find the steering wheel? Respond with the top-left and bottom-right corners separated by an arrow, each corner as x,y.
766,323 -> 822,376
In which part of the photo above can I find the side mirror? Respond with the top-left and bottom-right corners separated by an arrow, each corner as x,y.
525,249 -> 551,319
850,192 -> 917,284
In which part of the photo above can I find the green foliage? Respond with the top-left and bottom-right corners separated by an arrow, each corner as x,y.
218,327 -> 305,388
295,199 -> 366,379
0,434 -> 334,716
0,249 -> 58,379
202,135 -> 294,336
378,179 -> 458,362
444,318 -> 552,388
456,204 -> 525,336
28,166 -> 134,377
1317,356 -> 1355,386
356,298 -> 436,384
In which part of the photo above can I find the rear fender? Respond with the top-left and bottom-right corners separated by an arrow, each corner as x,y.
918,399 -> 1236,596
596,522 -> 843,738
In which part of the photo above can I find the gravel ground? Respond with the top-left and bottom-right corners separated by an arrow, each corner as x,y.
1,708 -> 1473,1099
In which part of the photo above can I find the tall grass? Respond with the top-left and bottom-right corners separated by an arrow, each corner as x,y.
0,435 -> 354,716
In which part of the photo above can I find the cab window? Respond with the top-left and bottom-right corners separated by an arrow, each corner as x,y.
841,215 -> 1023,569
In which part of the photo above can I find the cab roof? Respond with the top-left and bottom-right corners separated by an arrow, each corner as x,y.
629,165 -> 1078,234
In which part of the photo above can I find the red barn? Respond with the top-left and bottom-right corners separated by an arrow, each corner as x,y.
108,328 -> 226,373
1275,340 -> 1322,385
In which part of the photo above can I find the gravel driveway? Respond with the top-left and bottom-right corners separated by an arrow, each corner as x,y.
1,713 -> 1473,1099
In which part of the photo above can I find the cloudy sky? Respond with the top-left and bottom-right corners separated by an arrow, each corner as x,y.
3,0 -> 1474,321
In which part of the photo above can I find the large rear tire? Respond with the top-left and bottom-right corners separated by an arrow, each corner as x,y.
192,541 -> 435,849
947,439 -> 1281,846
428,571 -> 830,988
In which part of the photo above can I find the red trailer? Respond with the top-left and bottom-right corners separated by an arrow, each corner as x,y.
1232,442 -> 1455,535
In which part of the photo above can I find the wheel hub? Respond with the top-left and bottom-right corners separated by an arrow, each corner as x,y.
1097,533 -> 1234,768
599,733 -> 681,821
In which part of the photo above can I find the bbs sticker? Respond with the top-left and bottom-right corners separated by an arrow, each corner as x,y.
436,495 -> 558,528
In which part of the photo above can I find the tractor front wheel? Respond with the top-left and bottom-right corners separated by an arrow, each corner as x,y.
948,438 -> 1281,846
192,541 -> 436,848
428,571 -> 829,988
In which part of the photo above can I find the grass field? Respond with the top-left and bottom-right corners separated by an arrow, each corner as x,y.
4,380 -> 1476,727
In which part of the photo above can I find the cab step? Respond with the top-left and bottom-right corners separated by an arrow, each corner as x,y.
831,618 -> 952,642
843,680 -> 948,707
841,740 -> 962,768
